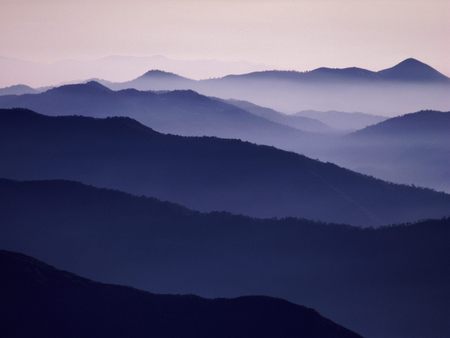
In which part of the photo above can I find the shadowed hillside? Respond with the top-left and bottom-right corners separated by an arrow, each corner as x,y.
0,179 -> 449,338
0,81 -> 316,150
1,108 -> 450,226
325,110 -> 450,192
0,250 -> 362,338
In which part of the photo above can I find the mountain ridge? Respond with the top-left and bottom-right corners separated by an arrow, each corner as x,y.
93,57 -> 450,114
1,108 -> 450,226
1,177 -> 449,338
0,82 -> 314,147
322,110 -> 450,193
0,84 -> 37,96
0,249 -> 362,338
351,110 -> 450,137
216,58 -> 450,83
378,58 -> 450,82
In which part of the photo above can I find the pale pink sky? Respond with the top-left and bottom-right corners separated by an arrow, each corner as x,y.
0,0 -> 449,78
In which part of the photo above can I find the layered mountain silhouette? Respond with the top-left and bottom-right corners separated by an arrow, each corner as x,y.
0,81 -> 319,151
0,84 -> 37,96
324,110 -> 450,192
0,54 -> 268,88
2,108 -> 450,226
1,178 -> 449,338
219,67 -> 376,82
118,69 -> 194,90
2,80 -> 448,192
295,110 -> 386,131
2,58 -> 448,114
96,58 -> 450,114
351,110 -> 450,139
0,250 -> 362,338
378,58 -> 450,82
217,58 -> 450,83
107,58 -> 449,87
225,99 -> 333,133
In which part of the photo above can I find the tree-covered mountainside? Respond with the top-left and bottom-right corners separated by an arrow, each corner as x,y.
0,250 -> 362,338
1,108 -> 450,226
0,178 -> 449,338
0,81 -> 311,147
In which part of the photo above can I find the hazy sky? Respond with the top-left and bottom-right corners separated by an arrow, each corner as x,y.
0,0 -> 449,76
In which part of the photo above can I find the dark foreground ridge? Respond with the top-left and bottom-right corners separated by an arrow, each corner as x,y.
0,250 -> 362,338
0,178 -> 449,338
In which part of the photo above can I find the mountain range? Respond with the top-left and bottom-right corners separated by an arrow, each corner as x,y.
0,54 -> 269,88
1,81 -> 449,193
1,108 -> 450,226
0,84 -> 38,96
351,110 -> 450,139
2,58 -> 448,114
1,178 -> 449,338
225,99 -> 334,133
0,81 -> 320,151
0,250 -> 362,338
225,58 -> 450,83
99,58 -> 450,114
107,58 -> 450,90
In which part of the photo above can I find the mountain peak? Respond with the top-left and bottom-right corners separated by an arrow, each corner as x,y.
378,58 -> 449,82
84,80 -> 111,89
139,69 -> 186,79
48,81 -> 112,94
398,57 -> 425,65
0,84 -> 37,96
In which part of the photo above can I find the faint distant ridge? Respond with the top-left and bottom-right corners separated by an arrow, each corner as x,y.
137,69 -> 191,80
96,57 -> 449,114
225,99 -> 334,133
295,110 -> 387,131
216,58 -> 450,83
104,69 -> 196,91
305,67 -> 376,81
378,58 -> 450,82
0,84 -> 37,96
1,57 -> 448,115
48,80 -> 113,95
97,57 -> 449,86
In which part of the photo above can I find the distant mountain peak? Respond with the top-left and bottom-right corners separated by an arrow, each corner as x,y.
391,58 -> 434,70
398,57 -> 425,65
139,69 -> 188,79
49,81 -> 112,94
0,84 -> 37,96
378,58 -> 449,82
307,66 -> 376,80
3,84 -> 34,90
84,80 -> 111,89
